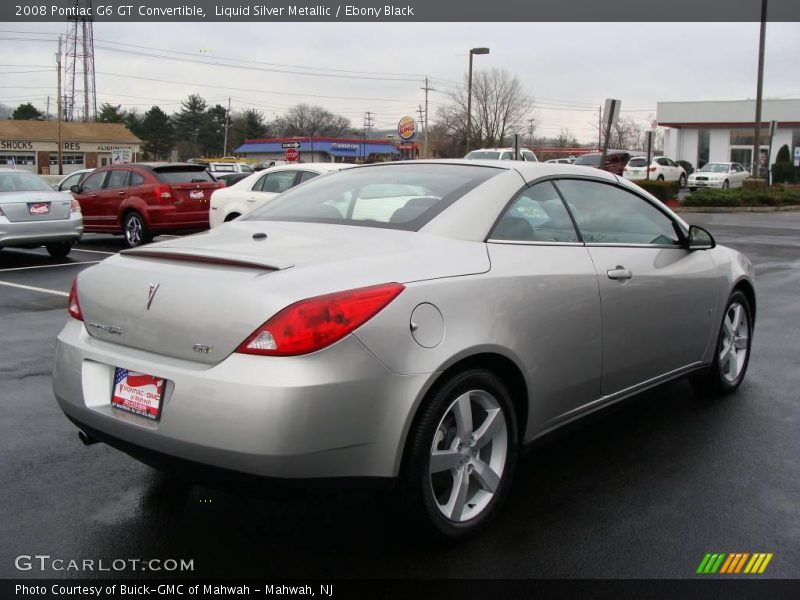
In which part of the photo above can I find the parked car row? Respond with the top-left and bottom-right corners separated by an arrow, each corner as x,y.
1,154 -> 752,255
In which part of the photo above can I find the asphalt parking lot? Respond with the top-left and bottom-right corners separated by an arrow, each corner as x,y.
1,213 -> 799,580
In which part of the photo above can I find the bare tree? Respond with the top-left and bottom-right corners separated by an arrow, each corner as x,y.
273,104 -> 351,137
555,128 -> 579,148
434,68 -> 534,151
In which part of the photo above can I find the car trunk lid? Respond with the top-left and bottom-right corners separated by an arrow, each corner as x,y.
0,192 -> 72,222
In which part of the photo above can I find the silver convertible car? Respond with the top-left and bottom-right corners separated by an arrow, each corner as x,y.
54,160 -> 755,538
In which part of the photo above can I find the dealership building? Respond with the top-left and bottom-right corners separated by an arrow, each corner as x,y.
234,137 -> 403,163
0,121 -> 141,175
658,99 -> 800,171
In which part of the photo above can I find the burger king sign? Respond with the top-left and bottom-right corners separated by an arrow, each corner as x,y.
397,116 -> 417,141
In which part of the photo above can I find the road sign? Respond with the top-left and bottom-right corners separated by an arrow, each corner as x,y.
281,142 -> 301,149
603,99 -> 621,128
397,116 -> 417,141
285,148 -> 299,161
794,147 -> 800,167
111,148 -> 132,164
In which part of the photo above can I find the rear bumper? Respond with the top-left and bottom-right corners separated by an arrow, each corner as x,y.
53,319 -> 431,479
0,213 -> 83,247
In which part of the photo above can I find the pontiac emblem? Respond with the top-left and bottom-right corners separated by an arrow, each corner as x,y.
146,283 -> 160,310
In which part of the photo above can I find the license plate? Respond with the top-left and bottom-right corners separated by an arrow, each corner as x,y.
189,190 -> 205,200
28,202 -> 50,215
111,368 -> 166,421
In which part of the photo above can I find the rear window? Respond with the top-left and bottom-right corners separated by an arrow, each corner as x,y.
0,171 -> 54,192
574,154 -> 601,166
153,166 -> 214,184
464,150 -> 501,160
628,157 -> 647,167
245,164 -> 500,231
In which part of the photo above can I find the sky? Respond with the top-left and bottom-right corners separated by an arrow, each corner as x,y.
1,21 -> 799,144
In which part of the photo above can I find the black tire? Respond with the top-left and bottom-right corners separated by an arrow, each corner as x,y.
690,290 -> 753,397
45,241 -> 74,259
224,212 -> 241,222
689,187 -> 697,192
402,369 -> 519,540
678,173 -> 687,188
122,212 -> 152,248
722,180 -> 730,190
657,174 -> 665,182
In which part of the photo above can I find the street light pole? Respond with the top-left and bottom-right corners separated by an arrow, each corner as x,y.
465,47 -> 489,153
752,0 -> 768,179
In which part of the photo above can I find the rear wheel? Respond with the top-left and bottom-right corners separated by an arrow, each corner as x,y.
678,173 -> 687,187
690,291 -> 753,396
722,180 -> 730,190
224,212 -> 241,222
403,369 -> 518,540
657,174 -> 665,182
123,212 -> 152,248
45,241 -> 74,259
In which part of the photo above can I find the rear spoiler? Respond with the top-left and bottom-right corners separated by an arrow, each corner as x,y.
121,248 -> 291,271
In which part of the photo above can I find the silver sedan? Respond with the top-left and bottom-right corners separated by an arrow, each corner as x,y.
0,168 -> 83,258
53,160 -> 755,538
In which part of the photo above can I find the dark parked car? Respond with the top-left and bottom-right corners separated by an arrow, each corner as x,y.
574,151 -> 632,176
215,173 -> 251,187
70,163 -> 223,247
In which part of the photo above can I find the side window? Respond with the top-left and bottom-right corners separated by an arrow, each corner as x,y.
297,171 -> 319,184
555,180 -> 681,246
489,181 -> 579,243
253,174 -> 268,191
521,150 -> 536,162
81,171 -> 107,192
656,158 -> 669,166
105,170 -> 129,189
129,172 -> 145,186
59,172 -> 82,190
259,171 -> 299,193
500,152 -> 513,160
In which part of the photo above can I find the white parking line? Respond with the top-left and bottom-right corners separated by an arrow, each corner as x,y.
0,280 -> 69,297
0,261 -> 101,273
71,248 -> 117,255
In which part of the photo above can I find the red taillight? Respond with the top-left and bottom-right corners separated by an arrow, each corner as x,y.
648,166 -> 657,172
68,278 -> 83,321
70,198 -> 81,213
153,184 -> 173,202
236,283 -> 405,356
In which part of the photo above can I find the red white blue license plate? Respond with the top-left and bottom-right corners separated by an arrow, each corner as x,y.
189,190 -> 204,200
28,202 -> 50,215
111,368 -> 165,420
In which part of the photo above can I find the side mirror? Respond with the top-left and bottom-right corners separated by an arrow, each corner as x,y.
69,184 -> 81,194
688,225 -> 715,250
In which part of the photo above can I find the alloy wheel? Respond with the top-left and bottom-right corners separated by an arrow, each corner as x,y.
719,301 -> 750,384
428,389 -> 508,523
125,215 -> 143,246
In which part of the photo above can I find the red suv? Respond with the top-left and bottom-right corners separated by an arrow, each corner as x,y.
70,163 -> 223,247
573,151 -> 631,176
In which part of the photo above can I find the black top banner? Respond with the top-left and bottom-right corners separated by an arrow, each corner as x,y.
3,0 -> 800,22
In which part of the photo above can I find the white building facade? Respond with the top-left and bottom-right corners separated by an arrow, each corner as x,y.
658,99 -> 800,173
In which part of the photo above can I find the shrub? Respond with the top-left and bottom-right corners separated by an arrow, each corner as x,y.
634,179 -> 679,203
683,188 -> 800,207
676,160 -> 694,176
771,162 -> 797,185
776,144 -> 791,163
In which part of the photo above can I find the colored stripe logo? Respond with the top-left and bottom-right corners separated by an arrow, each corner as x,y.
696,553 -> 773,574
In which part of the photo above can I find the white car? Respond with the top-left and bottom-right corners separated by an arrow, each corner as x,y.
688,162 -> 750,191
464,148 -> 538,162
54,169 -> 94,193
623,157 -> 686,186
545,158 -> 575,164
206,162 -> 254,179
209,163 -> 352,227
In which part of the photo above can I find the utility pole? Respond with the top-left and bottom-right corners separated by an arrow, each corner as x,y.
598,106 -> 602,151
752,0 -> 768,178
417,104 -> 425,158
420,76 -> 433,158
528,118 -> 535,147
56,35 -> 63,176
223,96 -> 231,156
46,96 -> 51,120
362,112 -> 374,162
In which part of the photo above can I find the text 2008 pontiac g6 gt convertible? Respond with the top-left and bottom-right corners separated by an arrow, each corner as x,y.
54,160 -> 755,538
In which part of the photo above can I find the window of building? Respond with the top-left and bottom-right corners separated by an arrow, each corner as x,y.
0,154 -> 36,166
697,129 -> 710,169
729,128 -> 770,146
49,153 -> 84,165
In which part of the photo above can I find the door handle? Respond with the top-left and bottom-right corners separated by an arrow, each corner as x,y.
117,191 -> 125,196
607,266 -> 633,280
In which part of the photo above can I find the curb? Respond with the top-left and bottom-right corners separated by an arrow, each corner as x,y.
675,206 -> 800,213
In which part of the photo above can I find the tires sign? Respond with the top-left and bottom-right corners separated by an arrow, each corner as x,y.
285,148 -> 299,161
397,116 -> 417,141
